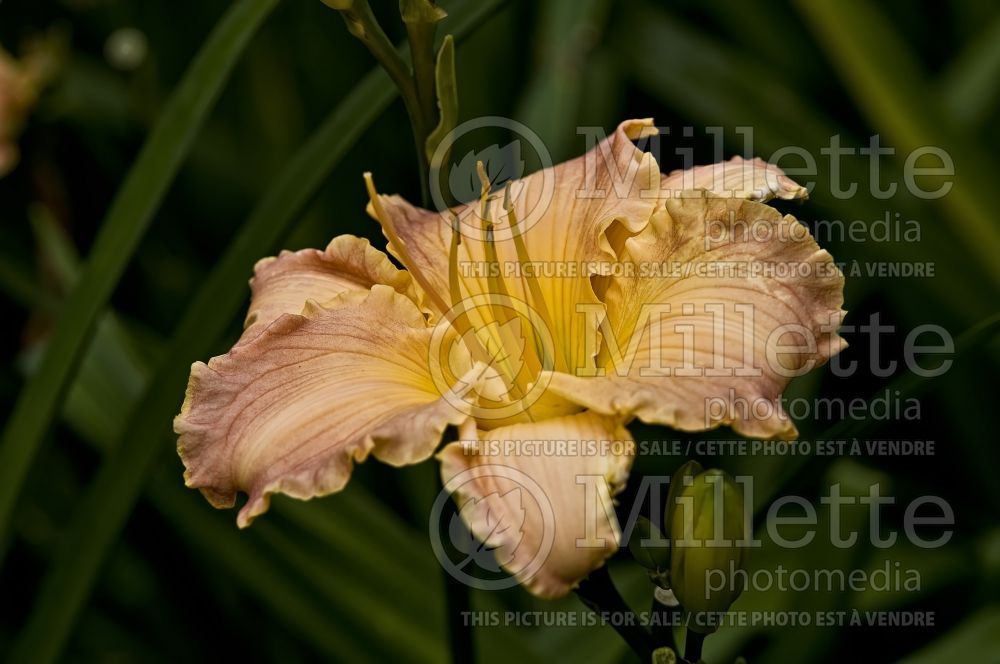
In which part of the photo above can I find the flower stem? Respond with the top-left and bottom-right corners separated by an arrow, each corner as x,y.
406,18 -> 439,144
434,459 -> 474,663
442,552 -> 474,663
335,0 -> 432,205
684,628 -> 706,663
650,591 -> 679,651
575,566 -> 654,660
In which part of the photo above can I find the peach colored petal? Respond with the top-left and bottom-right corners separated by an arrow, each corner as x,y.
546,193 -> 845,439
367,119 -> 662,376
175,285 -> 480,527
243,234 -> 416,340
438,411 -> 634,598
661,156 -> 808,202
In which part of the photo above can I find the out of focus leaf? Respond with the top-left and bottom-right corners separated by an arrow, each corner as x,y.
515,0 -> 611,165
751,311 -> 1000,516
617,2 -> 990,321
28,205 -> 77,292
0,0 -> 281,552
11,2 -> 508,661
792,0 -> 1000,285
11,66 -> 394,664
896,607 -> 1000,664
0,260 -> 54,312
939,13 -> 1000,127
20,121 -> 444,663
254,519 -> 444,661
755,461 -> 882,663
146,472 -> 375,662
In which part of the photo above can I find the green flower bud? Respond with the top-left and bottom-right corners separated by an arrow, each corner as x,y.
399,0 -> 447,24
663,459 -> 703,541
628,515 -> 671,572
669,469 -> 748,633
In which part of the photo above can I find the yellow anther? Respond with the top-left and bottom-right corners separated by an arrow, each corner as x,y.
364,173 -> 450,317
476,160 -> 491,200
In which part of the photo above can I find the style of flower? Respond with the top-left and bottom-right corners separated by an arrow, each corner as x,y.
175,119 -> 845,598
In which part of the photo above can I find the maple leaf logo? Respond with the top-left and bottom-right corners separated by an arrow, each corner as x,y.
448,488 -> 526,572
461,317 -> 528,402
450,141 -> 525,203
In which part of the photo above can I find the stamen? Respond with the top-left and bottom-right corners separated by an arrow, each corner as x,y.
363,173 -> 450,316
367,174 -> 502,401
447,211 -> 463,308
475,162 -> 530,400
503,181 -> 566,373
442,211 -> 502,388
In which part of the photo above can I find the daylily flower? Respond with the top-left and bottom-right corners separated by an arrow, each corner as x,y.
175,119 -> 845,598
0,42 -> 52,177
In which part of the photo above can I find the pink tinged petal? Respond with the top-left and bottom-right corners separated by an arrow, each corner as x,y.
175,285 -> 480,528
243,234 -> 416,340
438,411 -> 634,599
547,194 -> 846,439
367,193 -> 454,317
367,120 -> 662,376
661,156 -> 808,202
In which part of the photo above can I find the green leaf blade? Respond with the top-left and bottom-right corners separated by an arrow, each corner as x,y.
0,0 -> 281,548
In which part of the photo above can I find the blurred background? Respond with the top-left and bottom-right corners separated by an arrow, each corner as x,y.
1,0 -> 999,662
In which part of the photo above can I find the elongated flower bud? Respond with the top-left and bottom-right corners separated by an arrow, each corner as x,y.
663,459 -> 703,542
399,0 -> 447,24
669,469 -> 747,633
628,515 -> 670,572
